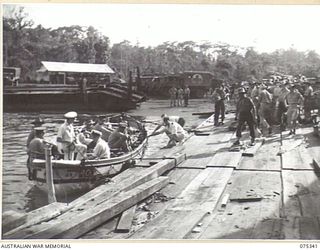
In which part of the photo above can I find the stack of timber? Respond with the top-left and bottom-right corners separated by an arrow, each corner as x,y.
3,153 -> 186,239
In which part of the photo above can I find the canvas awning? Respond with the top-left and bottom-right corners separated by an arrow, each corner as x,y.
40,61 -> 115,74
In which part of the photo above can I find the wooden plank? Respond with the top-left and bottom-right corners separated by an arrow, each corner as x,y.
130,209 -> 207,239
92,168 -> 203,239
115,205 -> 137,233
207,151 -> 242,168
11,177 -> 169,239
283,170 -> 320,218
196,171 -> 281,239
221,194 -> 230,208
282,216 -> 320,240
2,202 -> 68,235
4,154 -> 185,239
282,146 -> 314,170
129,168 -> 233,239
242,139 -> 264,157
238,139 -> 281,171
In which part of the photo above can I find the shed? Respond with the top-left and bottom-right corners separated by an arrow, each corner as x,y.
36,61 -> 115,84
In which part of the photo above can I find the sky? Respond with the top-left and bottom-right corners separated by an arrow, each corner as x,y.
3,4 -> 320,53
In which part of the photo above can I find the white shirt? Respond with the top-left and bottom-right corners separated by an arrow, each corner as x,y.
93,138 -> 110,159
57,121 -> 75,151
159,121 -> 187,137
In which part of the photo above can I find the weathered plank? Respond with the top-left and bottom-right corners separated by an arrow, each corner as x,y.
238,139 -> 281,171
94,168 -> 203,239
2,202 -> 68,235
207,151 -> 242,168
282,170 -> 320,218
195,171 -> 281,239
242,139 -> 264,157
129,168 -> 233,239
4,154 -> 185,239
282,216 -> 320,240
115,205 -> 137,233
282,146 -> 314,170
11,177 -> 169,239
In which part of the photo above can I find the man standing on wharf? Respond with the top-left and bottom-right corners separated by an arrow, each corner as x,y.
233,88 -> 257,146
57,111 -> 87,160
212,85 -> 226,126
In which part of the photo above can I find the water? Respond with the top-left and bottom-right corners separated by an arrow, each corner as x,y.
2,99 -> 210,214
1,111 -> 168,213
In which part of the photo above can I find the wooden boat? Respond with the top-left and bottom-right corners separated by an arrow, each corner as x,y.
28,114 -> 148,197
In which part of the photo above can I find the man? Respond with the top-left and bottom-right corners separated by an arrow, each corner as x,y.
183,85 -> 190,107
87,130 -> 110,160
234,88 -> 257,146
108,123 -> 131,152
258,84 -> 273,135
27,127 -> 46,180
57,111 -> 87,160
277,82 -> 290,129
93,115 -> 113,142
177,87 -> 184,107
27,117 -> 44,148
78,118 -> 95,150
169,86 -> 177,107
212,85 -> 226,126
151,114 -> 185,135
149,116 -> 188,148
285,85 -> 304,135
250,82 -> 261,126
303,82 -> 314,123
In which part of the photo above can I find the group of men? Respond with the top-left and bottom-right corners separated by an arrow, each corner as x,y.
27,112 -> 132,164
169,85 -> 191,107
233,80 -> 313,146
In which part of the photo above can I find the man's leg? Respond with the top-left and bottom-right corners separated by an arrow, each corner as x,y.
214,102 -> 220,125
235,115 -> 245,145
220,100 -> 225,123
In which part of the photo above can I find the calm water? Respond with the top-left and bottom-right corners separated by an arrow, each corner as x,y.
2,99 -> 209,214
2,112 -> 168,213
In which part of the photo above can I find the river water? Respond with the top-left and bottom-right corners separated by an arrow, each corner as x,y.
2,99 -> 210,214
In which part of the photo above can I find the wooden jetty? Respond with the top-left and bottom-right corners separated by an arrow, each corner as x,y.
3,113 -> 320,240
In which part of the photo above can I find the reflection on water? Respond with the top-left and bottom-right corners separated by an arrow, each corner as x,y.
2,112 -> 168,213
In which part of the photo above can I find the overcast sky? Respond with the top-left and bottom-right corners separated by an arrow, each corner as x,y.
4,4 -> 320,53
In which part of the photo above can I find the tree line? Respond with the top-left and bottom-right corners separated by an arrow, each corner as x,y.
3,6 -> 320,83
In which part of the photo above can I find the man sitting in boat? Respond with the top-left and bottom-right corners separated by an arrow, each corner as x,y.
108,123 -> 131,152
77,118 -> 96,151
149,116 -> 188,148
57,111 -> 87,160
27,127 -> 46,180
87,130 -> 111,160
26,117 -> 44,148
151,113 -> 186,135
93,115 -> 113,142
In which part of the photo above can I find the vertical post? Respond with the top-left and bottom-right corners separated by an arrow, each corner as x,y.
81,78 -> 88,107
128,71 -> 133,99
45,146 -> 57,203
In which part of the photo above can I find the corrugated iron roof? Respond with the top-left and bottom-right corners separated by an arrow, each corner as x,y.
41,61 -> 115,74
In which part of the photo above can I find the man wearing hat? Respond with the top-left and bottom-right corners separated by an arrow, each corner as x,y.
77,118 -> 95,150
234,88 -> 257,146
212,85 -> 226,126
108,123 -> 131,152
27,127 -> 46,180
57,111 -> 87,160
258,84 -> 273,135
277,82 -> 290,129
93,115 -> 113,142
303,82 -> 314,123
149,116 -> 188,148
26,117 -> 44,148
88,130 -> 110,160
285,85 -> 304,135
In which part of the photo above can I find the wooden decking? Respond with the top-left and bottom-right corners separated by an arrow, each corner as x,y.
4,112 -> 320,240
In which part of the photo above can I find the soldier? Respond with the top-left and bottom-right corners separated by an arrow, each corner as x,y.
258,84 -> 273,135
169,86 -> 177,107
285,85 -> 304,135
303,82 -> 314,123
212,86 -> 226,126
233,88 -> 257,146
